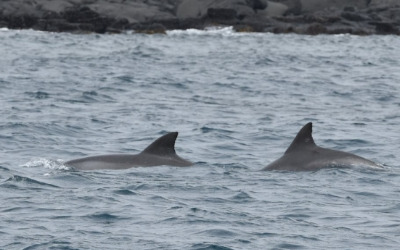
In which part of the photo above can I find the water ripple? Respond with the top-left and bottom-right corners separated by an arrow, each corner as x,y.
0,29 -> 399,250
3,175 -> 59,189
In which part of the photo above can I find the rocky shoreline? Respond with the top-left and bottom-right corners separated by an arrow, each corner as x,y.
1,0 -> 399,35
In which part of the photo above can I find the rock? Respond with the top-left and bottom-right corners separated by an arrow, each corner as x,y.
261,1 -> 288,17
207,8 -> 238,20
301,0 -> 369,13
176,0 -> 256,20
35,0 -> 74,13
372,21 -> 399,34
343,6 -> 357,12
6,15 -> 38,29
62,6 -> 100,23
89,0 -> 175,24
133,23 -> 167,34
249,0 -> 268,10
61,6 -> 112,33
305,22 -> 327,34
341,11 -> 369,22
369,0 -> 400,7
327,26 -> 355,34
270,0 -> 302,15
0,0 -> 400,35
234,24 -> 256,32
176,0 -> 213,19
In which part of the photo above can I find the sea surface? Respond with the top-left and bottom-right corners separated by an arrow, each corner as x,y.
1,27 -> 399,249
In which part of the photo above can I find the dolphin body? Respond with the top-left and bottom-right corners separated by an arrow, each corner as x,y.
65,132 -> 193,170
263,122 -> 381,171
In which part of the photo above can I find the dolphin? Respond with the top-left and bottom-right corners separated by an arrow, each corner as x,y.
263,122 -> 381,171
65,132 -> 193,170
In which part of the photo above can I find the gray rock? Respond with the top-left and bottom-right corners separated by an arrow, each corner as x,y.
207,8 -> 238,20
176,0 -> 256,20
305,22 -> 327,34
89,0 -> 175,24
176,0 -> 212,19
341,11 -> 369,22
270,0 -> 302,15
369,0 -> 400,7
372,21 -> 399,34
0,0 -> 399,35
301,0 -> 368,13
262,1 -> 288,16
35,0 -> 75,13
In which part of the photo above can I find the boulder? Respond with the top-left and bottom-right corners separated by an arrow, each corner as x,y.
261,1 -> 288,16
372,21 -> 399,34
176,0 -> 213,19
207,8 -> 238,20
253,1 -> 288,19
249,0 -> 268,10
1,0 -> 400,35
176,0 -> 256,20
6,15 -> 38,29
369,0 -> 400,7
34,0 -> 74,13
270,0 -> 302,15
301,0 -> 369,13
341,11 -> 369,22
305,22 -> 327,34
89,0 -> 175,24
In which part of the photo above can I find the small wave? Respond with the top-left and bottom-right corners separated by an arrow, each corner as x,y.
191,243 -> 234,250
351,191 -> 382,198
231,191 -> 253,202
274,243 -> 304,249
0,165 -> 10,172
167,26 -> 235,36
3,174 -> 59,188
61,90 -> 115,104
25,91 -> 50,99
21,240 -> 74,250
113,189 -> 137,196
200,126 -> 234,134
131,183 -> 152,190
81,90 -> 115,103
115,75 -> 134,83
197,229 -> 237,237
85,212 -> 125,222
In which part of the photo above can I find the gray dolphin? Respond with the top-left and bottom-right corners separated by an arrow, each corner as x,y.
65,132 -> 193,170
263,122 -> 381,171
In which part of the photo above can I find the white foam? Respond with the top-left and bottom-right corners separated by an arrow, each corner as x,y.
167,26 -> 235,36
21,158 -> 71,171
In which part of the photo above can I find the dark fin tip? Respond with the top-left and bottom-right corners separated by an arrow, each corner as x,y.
141,132 -> 179,155
284,122 -> 315,154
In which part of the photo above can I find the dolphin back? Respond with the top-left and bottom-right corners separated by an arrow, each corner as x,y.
65,132 -> 193,170
264,122 -> 381,171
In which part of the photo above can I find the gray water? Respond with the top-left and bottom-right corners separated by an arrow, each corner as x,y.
1,27 -> 400,249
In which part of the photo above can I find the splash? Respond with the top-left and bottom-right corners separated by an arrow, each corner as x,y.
167,26 -> 235,36
20,158 -> 71,171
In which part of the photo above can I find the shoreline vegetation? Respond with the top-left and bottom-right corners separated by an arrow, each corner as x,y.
0,0 -> 399,35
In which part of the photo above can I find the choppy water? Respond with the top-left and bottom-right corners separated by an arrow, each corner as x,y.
1,27 -> 400,249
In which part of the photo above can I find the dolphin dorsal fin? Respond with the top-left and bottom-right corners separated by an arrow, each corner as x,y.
141,132 -> 178,156
285,122 -> 316,154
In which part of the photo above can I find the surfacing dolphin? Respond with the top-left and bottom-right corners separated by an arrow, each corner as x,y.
65,132 -> 193,170
263,122 -> 381,171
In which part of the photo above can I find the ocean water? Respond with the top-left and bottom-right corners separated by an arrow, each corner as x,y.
1,27 -> 400,249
